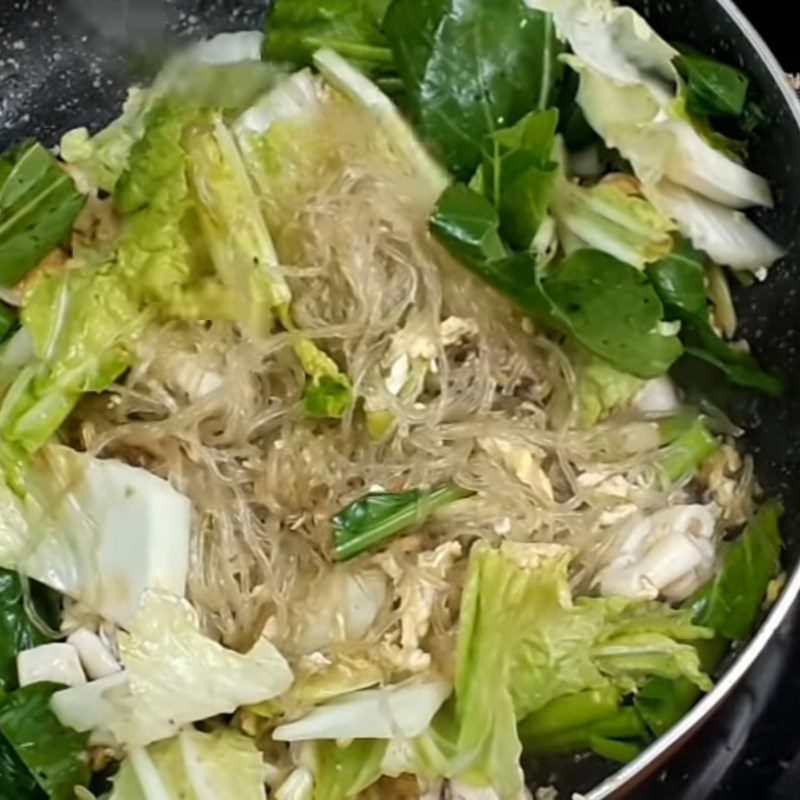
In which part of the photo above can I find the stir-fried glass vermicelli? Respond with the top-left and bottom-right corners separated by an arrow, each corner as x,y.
0,2 -> 783,797
65,87 -> 752,664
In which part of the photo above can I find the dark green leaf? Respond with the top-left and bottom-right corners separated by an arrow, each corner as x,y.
0,142 -> 86,288
430,185 -> 508,266
646,242 -> 707,317
114,105 -> 188,216
690,501 -> 783,641
740,100 -> 767,136
648,243 -> 783,395
0,570 -> 60,694
1,731 -> 45,800
545,250 -> 682,378
634,633 -> 726,738
482,109 -> 560,249
683,107 -> 748,162
432,188 -> 682,377
384,0 -> 563,180
0,683 -> 90,800
675,52 -> 749,119
333,483 -> 474,561
0,304 -> 16,343
634,677 -> 698,739
681,319 -> 783,395
263,0 -> 394,73
519,686 -> 621,745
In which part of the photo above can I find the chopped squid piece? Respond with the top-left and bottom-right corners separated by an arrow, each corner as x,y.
595,505 -> 718,602
67,628 -> 122,680
17,643 -> 87,688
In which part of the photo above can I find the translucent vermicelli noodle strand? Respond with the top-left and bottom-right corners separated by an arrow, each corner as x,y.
67,95 -> 745,664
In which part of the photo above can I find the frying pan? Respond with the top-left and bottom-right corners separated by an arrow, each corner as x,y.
1,1 -> 799,797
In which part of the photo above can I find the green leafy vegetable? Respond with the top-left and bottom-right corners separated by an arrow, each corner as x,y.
526,247 -> 682,377
453,543 -> 711,797
0,682 -> 90,800
60,44 -> 282,197
115,103 -> 192,216
431,186 -> 682,378
333,484 -> 474,562
115,101 -> 282,320
0,733 -> 43,800
311,739 -> 388,800
690,501 -> 783,641
263,0 -> 394,73
658,418 -> 719,483
2,100 -> 327,467
647,241 -> 707,316
552,182 -> 675,270
634,637 -> 726,738
384,0 -> 563,180
0,568 -> 59,693
60,89 -> 151,195
108,727 -> 267,800
675,52 -> 748,119
0,141 -> 86,288
0,304 -> 15,343
0,261 -> 146,458
573,349 -> 644,429
113,103 -> 226,320
430,185 -> 508,266
293,339 -> 352,419
519,687 -> 648,763
647,242 -> 782,394
481,109 -> 560,250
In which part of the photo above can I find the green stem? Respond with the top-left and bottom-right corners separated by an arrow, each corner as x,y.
657,406 -> 701,445
304,38 -> 395,65
659,419 -> 719,483
590,707 -> 648,740
588,735 -> 643,764
635,637 -> 727,737
518,687 -> 621,744
333,484 -> 474,562
521,707 -> 647,760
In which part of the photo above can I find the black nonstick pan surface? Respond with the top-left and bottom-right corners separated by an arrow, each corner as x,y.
1,1 -> 799,798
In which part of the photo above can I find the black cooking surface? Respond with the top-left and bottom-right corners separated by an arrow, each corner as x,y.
0,2 -> 798,799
